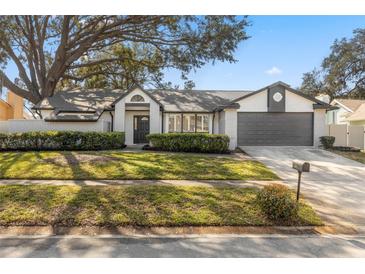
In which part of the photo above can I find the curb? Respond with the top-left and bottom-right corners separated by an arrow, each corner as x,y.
0,225 -> 359,237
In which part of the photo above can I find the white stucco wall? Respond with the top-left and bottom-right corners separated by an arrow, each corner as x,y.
285,90 -> 314,112
1,111 -> 112,133
327,107 -> 351,125
114,88 -> 161,143
313,109 -> 327,147
223,109 -> 238,150
237,90 -> 267,112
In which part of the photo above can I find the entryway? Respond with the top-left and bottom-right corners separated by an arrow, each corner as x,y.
133,115 -> 150,144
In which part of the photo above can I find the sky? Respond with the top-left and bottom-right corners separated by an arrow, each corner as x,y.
165,15 -> 365,90
2,16 -> 365,98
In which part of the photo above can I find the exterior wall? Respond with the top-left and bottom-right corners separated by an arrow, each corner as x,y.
313,109 -> 327,147
0,111 -> 112,133
125,110 -> 150,145
7,91 -> 24,119
114,88 -> 161,144
285,90 -> 314,112
39,110 -> 54,119
0,100 -> 11,121
0,91 -> 24,120
223,109 -> 238,150
237,90 -> 267,112
326,104 -> 351,125
1,119 -> 105,133
213,112 -> 220,134
349,120 -> 365,126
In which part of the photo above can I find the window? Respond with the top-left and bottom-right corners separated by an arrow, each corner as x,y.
130,95 -> 145,102
183,114 -> 196,132
196,114 -> 209,132
168,114 -> 181,132
168,113 -> 209,133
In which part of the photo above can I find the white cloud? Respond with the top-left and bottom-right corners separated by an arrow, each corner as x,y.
265,66 -> 283,76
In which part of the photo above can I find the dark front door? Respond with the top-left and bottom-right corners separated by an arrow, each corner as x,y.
133,116 -> 150,144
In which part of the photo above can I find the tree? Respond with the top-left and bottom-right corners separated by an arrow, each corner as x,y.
300,69 -> 328,97
0,16 -> 249,104
300,28 -> 365,99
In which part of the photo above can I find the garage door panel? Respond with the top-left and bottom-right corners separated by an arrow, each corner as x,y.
237,112 -> 313,146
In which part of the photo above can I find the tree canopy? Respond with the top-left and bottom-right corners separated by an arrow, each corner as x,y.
300,28 -> 365,99
0,16 -> 249,104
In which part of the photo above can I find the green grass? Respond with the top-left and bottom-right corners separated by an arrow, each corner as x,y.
329,149 -> 365,164
0,151 -> 278,180
0,185 -> 321,226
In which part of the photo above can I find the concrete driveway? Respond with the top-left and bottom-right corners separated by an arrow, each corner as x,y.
240,146 -> 365,229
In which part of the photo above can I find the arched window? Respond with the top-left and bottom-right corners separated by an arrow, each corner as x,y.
130,95 -> 145,102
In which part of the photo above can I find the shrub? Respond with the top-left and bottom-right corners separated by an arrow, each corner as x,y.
256,184 -> 298,221
319,136 -> 335,149
0,131 -> 125,151
146,133 -> 230,153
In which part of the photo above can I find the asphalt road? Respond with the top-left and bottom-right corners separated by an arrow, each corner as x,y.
1,234 -> 365,257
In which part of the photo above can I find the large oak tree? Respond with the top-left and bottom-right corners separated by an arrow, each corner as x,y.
300,28 -> 365,99
0,16 -> 249,104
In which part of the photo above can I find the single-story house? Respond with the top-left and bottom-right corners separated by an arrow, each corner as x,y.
32,81 -> 330,149
327,99 -> 365,126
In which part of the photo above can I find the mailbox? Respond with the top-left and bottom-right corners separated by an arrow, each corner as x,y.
292,161 -> 310,173
292,160 -> 311,201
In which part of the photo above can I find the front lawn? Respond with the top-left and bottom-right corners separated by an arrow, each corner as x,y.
0,151 -> 278,180
328,149 -> 365,164
0,185 -> 321,226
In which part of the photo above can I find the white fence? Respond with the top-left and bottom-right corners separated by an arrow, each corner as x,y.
0,119 -> 110,133
327,124 -> 365,150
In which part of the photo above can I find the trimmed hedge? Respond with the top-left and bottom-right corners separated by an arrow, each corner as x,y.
256,184 -> 298,222
0,131 -> 125,151
320,136 -> 335,149
146,133 -> 230,153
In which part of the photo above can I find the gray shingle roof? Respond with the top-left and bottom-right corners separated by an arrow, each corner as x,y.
34,88 -> 126,111
33,88 -> 253,121
148,89 -> 252,112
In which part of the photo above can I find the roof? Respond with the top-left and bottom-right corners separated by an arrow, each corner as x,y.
149,89 -> 252,112
33,81 -> 329,121
34,88 -> 126,111
346,103 -> 365,122
332,99 -> 365,112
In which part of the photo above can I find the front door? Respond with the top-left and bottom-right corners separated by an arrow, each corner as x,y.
133,116 -> 150,144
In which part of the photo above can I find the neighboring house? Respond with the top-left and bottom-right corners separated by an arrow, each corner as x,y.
327,99 -> 365,125
0,91 -> 26,121
31,81 -> 330,149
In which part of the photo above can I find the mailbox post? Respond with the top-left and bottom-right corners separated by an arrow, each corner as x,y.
292,160 -> 310,201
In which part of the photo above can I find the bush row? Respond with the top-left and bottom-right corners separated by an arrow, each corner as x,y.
146,133 -> 230,153
0,131 -> 125,151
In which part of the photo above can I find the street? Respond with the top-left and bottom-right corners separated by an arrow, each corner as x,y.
1,234 -> 365,257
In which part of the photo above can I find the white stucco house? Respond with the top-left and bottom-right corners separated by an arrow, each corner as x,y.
327,99 -> 365,126
26,81 -> 330,150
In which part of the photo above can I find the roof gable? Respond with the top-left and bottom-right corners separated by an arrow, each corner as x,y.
232,81 -> 329,107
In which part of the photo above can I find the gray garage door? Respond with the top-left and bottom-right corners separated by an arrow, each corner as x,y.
237,112 -> 313,146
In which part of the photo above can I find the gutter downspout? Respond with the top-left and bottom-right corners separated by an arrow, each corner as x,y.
161,108 -> 164,133
212,112 -> 215,134
109,111 -> 114,132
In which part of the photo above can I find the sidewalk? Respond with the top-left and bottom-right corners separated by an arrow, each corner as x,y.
0,179 -> 279,187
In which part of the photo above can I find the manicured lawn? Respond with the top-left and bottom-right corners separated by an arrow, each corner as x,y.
329,149 -> 365,164
0,151 -> 278,180
0,185 -> 321,226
